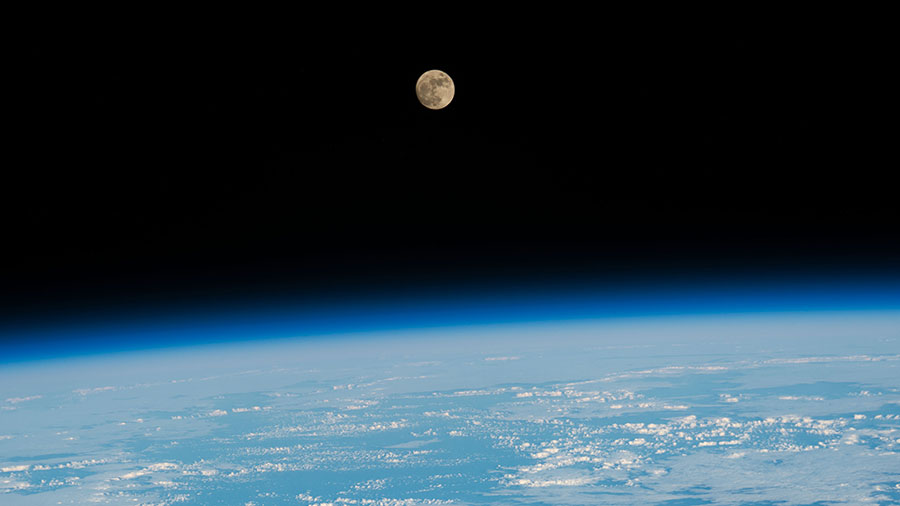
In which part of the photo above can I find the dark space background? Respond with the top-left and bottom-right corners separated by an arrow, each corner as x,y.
3,17 -> 897,358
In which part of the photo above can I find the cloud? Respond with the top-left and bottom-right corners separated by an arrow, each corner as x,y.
764,354 -> 900,365
73,386 -> 116,396
513,476 -> 598,487
4,395 -> 41,404
385,439 -> 439,449
117,462 -> 179,480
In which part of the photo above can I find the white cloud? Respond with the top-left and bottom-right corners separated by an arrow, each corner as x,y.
117,462 -> 179,480
73,386 -> 116,395
515,476 -> 598,487
842,433 -> 861,445
764,354 -> 900,365
232,406 -> 264,413
367,421 -> 407,431
0,479 -> 31,491
450,389 -> 493,397
5,395 -> 41,404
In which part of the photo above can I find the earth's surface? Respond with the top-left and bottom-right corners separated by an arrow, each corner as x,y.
2,312 -> 899,505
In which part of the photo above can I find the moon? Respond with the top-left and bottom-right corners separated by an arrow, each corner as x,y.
416,70 -> 455,110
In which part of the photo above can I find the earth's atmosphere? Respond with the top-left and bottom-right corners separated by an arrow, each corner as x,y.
2,311 -> 899,505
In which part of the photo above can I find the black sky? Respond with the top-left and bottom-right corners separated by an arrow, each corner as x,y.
3,18 -> 897,342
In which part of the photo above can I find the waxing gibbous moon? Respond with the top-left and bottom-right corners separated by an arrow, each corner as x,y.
416,70 -> 455,110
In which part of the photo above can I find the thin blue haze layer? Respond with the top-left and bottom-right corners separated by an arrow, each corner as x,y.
3,276 -> 900,363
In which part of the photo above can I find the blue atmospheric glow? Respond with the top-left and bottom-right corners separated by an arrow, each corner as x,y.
3,276 -> 899,363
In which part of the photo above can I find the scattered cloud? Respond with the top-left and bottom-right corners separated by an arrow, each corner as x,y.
73,386 -> 117,396
5,395 -> 41,404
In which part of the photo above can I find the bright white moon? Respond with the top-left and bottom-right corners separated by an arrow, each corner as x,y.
416,70 -> 454,110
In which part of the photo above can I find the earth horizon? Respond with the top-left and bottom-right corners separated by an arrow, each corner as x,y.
1,311 -> 899,505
